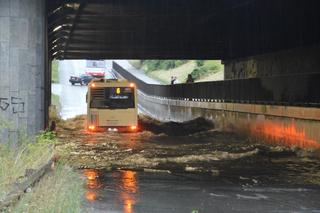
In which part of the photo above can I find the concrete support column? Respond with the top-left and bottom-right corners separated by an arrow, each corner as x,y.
0,0 -> 46,142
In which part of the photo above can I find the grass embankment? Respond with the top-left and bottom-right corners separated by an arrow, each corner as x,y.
52,60 -> 59,83
148,61 -> 196,84
0,132 -> 53,201
0,117 -> 83,211
12,165 -> 84,213
192,60 -> 224,82
129,60 -> 224,84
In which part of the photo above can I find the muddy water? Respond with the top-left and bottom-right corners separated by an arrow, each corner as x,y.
82,169 -> 320,213
56,116 -> 320,212
57,116 -> 320,185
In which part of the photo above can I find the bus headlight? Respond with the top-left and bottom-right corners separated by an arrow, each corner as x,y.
130,126 -> 137,131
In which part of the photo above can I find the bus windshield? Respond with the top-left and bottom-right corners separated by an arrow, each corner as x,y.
90,87 -> 135,109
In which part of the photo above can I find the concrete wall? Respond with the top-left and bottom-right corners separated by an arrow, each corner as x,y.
0,0 -> 45,142
138,91 -> 320,149
224,45 -> 320,79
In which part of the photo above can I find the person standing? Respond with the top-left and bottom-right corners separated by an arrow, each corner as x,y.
186,74 -> 194,83
171,76 -> 175,85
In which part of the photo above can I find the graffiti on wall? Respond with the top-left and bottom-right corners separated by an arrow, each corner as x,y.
0,97 -> 25,114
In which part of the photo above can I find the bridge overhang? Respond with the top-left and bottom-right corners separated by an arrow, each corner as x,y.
48,0 -> 320,60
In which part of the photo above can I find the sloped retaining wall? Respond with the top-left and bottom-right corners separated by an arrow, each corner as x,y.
138,90 -> 320,149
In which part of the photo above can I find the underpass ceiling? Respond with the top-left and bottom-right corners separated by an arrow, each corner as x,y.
47,0 -> 320,60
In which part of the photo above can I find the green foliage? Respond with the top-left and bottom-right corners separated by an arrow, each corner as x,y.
174,60 -> 187,67
51,60 -> 59,83
196,60 -> 204,67
140,59 -> 223,82
1,117 -> 82,212
37,130 -> 57,141
0,116 -> 57,200
143,60 -> 188,72
203,60 -> 222,71
191,67 -> 207,80
191,60 -> 223,80
128,60 -> 143,69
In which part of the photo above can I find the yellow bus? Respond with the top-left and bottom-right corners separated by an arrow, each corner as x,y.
86,79 -> 138,132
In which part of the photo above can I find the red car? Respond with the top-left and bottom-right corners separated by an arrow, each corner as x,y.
85,71 -> 105,77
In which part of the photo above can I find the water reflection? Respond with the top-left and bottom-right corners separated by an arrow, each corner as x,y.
86,191 -> 97,201
84,169 -> 139,212
121,170 -> 138,193
117,171 -> 138,213
84,169 -> 101,201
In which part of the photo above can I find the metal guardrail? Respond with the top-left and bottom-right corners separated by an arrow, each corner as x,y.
113,61 -> 320,107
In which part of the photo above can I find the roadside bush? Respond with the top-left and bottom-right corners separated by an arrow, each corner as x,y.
203,60 -> 221,71
191,60 -> 223,80
143,60 -> 188,72
144,60 -> 160,71
191,67 -> 207,80
162,60 -> 175,70
196,60 -> 205,67
174,60 -> 188,67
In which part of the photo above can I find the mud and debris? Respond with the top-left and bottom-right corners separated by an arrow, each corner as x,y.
138,116 -> 214,136
55,115 -> 320,185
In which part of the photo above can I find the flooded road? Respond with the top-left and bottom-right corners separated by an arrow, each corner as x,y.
82,169 -> 320,213
53,60 -> 320,212
55,116 -> 320,212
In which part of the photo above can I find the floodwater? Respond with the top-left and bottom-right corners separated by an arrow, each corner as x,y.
56,116 -> 320,213
82,169 -> 320,213
53,60 -> 320,212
